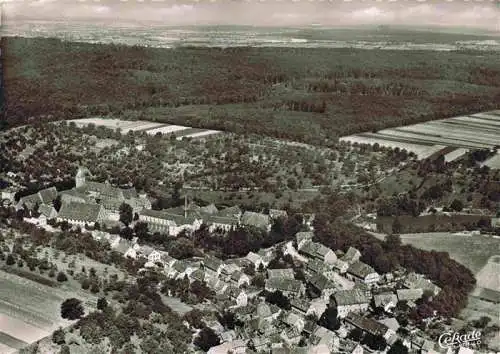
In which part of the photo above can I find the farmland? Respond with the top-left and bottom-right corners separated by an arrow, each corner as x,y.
66,118 -> 223,140
0,270 -> 74,352
340,110 -> 500,161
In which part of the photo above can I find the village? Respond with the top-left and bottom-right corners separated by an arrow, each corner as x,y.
1,165 -> 481,354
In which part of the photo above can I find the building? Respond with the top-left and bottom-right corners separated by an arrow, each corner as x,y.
373,292 -> 398,312
38,204 -> 58,219
269,209 -> 288,220
310,326 -> 340,353
139,209 -> 203,236
332,289 -> 370,318
267,268 -> 295,280
295,231 -> 314,249
298,241 -> 337,264
403,273 -> 441,296
307,273 -> 337,300
397,288 -> 424,303
207,215 -> 239,232
16,186 -> 58,211
245,252 -> 269,270
345,313 -> 390,339
56,201 -> 106,227
240,211 -> 271,231
203,256 -> 225,278
230,271 -> 250,287
265,278 -> 305,298
342,247 -> 362,265
346,261 -> 380,285
290,298 -> 310,316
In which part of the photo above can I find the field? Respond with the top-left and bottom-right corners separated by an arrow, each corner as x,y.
397,232 -> 500,274
340,111 -> 500,161
0,270 -> 74,352
67,118 -> 222,140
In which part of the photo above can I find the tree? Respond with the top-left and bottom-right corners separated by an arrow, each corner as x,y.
52,327 -> 66,345
97,297 -> 108,310
119,203 -> 133,226
450,199 -> 464,212
5,253 -> 15,266
194,327 -> 220,351
391,217 -> 402,234
53,195 -> 62,212
60,298 -> 84,320
56,271 -> 68,282
318,306 -> 341,331
387,339 -> 408,354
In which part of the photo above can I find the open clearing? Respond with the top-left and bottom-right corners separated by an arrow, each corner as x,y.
340,110 -> 500,162
66,118 -> 223,140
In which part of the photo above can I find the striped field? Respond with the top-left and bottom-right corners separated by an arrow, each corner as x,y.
340,110 -> 500,163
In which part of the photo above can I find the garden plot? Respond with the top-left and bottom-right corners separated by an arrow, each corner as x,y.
340,110 -> 500,159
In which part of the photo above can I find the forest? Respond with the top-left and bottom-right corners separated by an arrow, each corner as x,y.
2,37 -> 500,145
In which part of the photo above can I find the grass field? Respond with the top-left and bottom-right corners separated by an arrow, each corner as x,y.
398,232 -> 500,274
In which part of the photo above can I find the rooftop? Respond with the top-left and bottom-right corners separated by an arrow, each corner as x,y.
58,201 -> 103,223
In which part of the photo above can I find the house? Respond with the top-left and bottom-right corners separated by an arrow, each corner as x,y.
38,204 -> 58,219
299,241 -> 337,264
138,209 -> 202,236
59,189 -> 89,205
307,273 -> 337,300
345,313 -> 390,339
267,268 -> 295,280
251,336 -> 271,353
265,278 -> 305,298
56,202 -> 107,227
373,292 -> 398,312
397,288 -> 424,303
290,298 -> 310,316
310,326 -> 340,353
255,302 -> 275,322
378,318 -> 400,333
295,231 -> 314,249
207,215 -> 239,232
269,209 -> 288,220
203,256 -> 225,278
145,249 -> 163,264
306,259 -> 330,275
307,298 -> 328,318
245,252 -> 269,270
342,247 -> 361,265
403,273 -> 441,296
225,286 -> 248,308
332,289 -> 370,318
230,271 -> 250,287
346,261 -> 380,285
333,259 -> 349,274
218,205 -> 243,219
16,186 -> 58,211
280,327 -> 301,346
240,211 -> 271,231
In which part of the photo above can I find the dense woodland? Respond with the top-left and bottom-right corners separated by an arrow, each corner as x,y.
2,37 -> 500,145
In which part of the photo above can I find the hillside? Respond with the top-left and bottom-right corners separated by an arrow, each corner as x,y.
2,36 -> 500,145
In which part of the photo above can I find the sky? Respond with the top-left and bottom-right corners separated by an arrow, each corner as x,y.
2,0 -> 500,32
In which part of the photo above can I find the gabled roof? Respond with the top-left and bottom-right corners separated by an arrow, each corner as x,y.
307,259 -> 329,274
58,202 -> 103,223
122,187 -> 138,199
203,256 -> 224,272
140,209 -> 196,225
206,215 -> 239,225
269,209 -> 288,219
345,313 -> 389,337
60,189 -> 89,201
299,241 -> 334,260
308,273 -> 336,292
38,187 -> 58,204
267,268 -> 295,279
241,211 -> 270,229
333,289 -> 370,306
397,288 -> 424,302
38,204 -> 57,218
200,203 -> 218,215
295,231 -> 314,244
342,247 -> 361,263
347,261 -> 378,279
290,298 -> 310,313
265,278 -> 303,294
373,292 -> 398,308
218,205 -> 243,218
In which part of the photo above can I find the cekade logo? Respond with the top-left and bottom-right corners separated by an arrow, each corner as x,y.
438,330 -> 482,349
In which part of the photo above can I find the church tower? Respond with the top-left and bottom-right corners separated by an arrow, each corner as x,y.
75,167 -> 87,188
